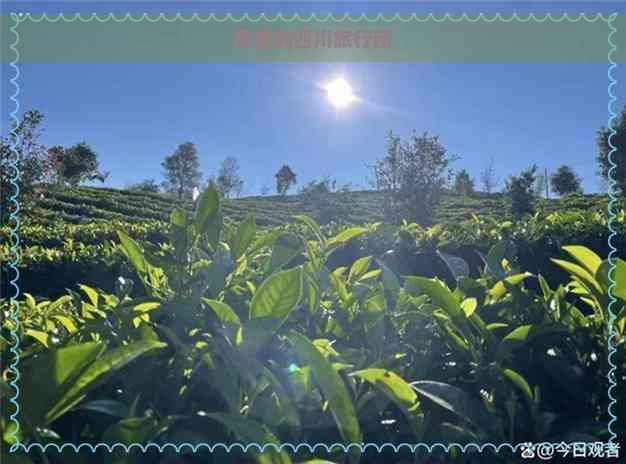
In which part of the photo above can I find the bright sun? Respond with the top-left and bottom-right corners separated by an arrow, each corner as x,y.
324,77 -> 356,109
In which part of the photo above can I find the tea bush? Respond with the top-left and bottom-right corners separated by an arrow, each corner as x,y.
1,185 -> 624,464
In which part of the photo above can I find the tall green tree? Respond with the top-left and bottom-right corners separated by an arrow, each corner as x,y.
52,142 -> 108,186
505,164 -> 538,218
161,142 -> 202,199
371,130 -> 456,225
454,169 -> 475,197
550,165 -> 583,196
597,104 -> 626,195
0,110 -> 53,221
275,164 -> 297,195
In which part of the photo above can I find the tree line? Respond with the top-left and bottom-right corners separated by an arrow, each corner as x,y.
132,142 -> 299,200
1,105 -> 624,224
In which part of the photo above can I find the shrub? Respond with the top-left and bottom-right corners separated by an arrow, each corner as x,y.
371,131 -> 457,225
550,165 -> 583,196
505,164 -> 538,218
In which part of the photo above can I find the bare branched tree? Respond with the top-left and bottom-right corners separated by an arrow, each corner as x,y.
215,156 -> 244,198
480,155 -> 499,194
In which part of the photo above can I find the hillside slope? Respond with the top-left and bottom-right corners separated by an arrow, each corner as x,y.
27,185 -> 614,227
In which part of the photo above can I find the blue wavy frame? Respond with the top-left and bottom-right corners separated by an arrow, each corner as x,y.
5,11 -> 620,460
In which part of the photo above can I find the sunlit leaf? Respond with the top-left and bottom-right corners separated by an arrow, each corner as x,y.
46,339 -> 166,424
194,183 -> 220,236
488,273 -> 532,302
460,298 -> 478,318
290,332 -> 361,444
562,246 -> 602,277
203,298 -> 241,326
502,368 -> 534,409
231,215 -> 256,260
116,231 -> 147,274
205,413 -> 292,464
352,368 -> 422,438
250,267 -> 303,320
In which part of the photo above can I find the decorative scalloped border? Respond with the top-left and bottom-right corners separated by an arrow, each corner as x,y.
5,10 -> 620,460
9,12 -> 619,23
606,13 -> 620,447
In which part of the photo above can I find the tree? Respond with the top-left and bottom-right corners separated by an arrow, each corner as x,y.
597,104 -> 626,195
505,164 -> 538,218
370,130 -> 456,225
129,179 -> 160,193
275,164 -> 297,195
453,169 -> 475,197
550,165 -> 583,196
0,110 -> 54,221
52,142 -> 108,186
533,169 -> 549,198
215,156 -> 244,198
162,142 -> 202,200
480,155 -> 499,194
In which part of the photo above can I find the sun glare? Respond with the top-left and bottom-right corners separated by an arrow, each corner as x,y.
324,77 -> 356,109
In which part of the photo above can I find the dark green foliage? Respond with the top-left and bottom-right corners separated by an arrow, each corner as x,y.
371,131 -> 457,225
454,169 -> 475,197
275,164 -> 297,195
550,165 -> 582,196
505,165 -> 538,218
53,142 -> 108,186
597,103 -> 626,195
0,110 -> 51,222
161,142 -> 202,199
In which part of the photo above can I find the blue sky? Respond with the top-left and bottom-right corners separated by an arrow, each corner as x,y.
5,60 -> 621,195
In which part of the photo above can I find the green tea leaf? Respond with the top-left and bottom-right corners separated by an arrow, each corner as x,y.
205,413 -> 292,464
348,256 -> 372,282
488,273 -> 532,302
562,246 -> 602,277
250,267 -> 303,320
24,329 -> 50,347
551,259 -> 603,296
76,400 -> 129,418
194,183 -> 220,235
326,227 -> 369,249
405,276 -> 462,320
203,298 -> 241,326
411,381 -> 492,433
290,332 -> 361,444
460,298 -> 478,318
352,368 -> 422,438
116,231 -> 147,274
21,342 -> 105,430
46,340 -> 166,424
502,368 -> 534,409
266,233 -> 304,274
231,215 -> 256,260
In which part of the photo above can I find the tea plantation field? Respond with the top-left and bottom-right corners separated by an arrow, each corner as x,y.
1,186 -> 623,299
22,185 -> 615,227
